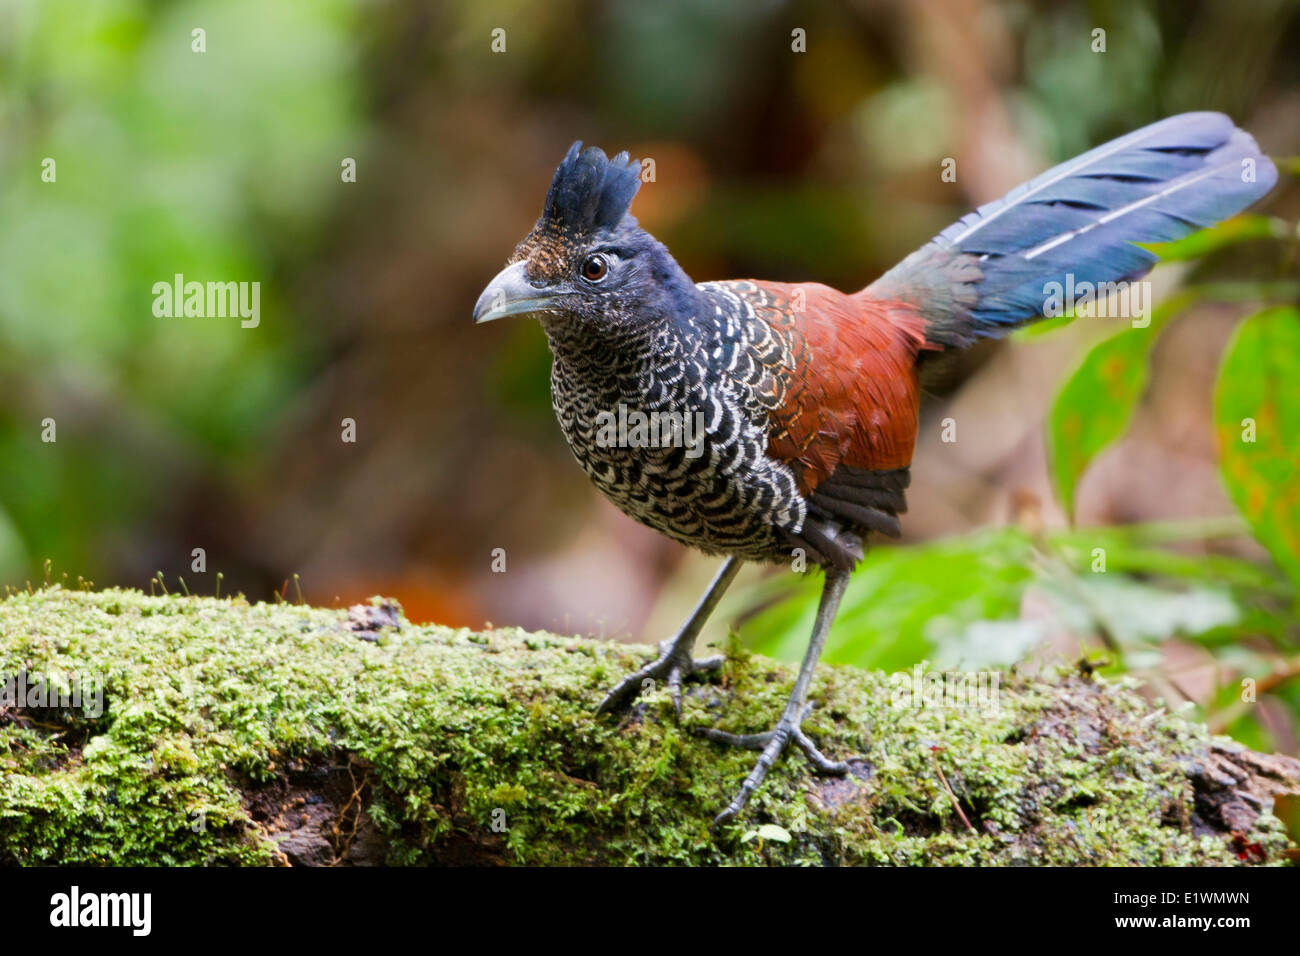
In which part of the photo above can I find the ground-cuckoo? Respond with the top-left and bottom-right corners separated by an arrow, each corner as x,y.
473,113 -> 1276,824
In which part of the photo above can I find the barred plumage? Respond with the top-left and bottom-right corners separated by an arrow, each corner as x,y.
540,281 -> 814,564
540,276 -> 913,569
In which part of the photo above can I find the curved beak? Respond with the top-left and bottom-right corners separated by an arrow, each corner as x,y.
473,261 -> 561,324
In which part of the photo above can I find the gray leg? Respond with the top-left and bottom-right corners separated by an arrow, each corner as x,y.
705,568 -> 851,826
596,556 -> 744,717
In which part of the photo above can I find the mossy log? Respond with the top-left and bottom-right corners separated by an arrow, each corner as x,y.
0,587 -> 1296,866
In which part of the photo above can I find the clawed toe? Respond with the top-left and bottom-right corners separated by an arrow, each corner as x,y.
789,724 -> 850,774
595,639 -> 725,717
701,703 -> 852,827
594,563 -> 855,829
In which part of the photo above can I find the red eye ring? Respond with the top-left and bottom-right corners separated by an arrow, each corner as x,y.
582,254 -> 608,282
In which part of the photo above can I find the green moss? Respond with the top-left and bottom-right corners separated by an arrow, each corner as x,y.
0,586 -> 1293,865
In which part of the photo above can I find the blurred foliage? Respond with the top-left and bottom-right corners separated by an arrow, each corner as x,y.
1048,275 -> 1300,517
0,0 -> 362,579
1215,305 -> 1300,589
1046,293 -> 1185,518
744,520 -> 1281,667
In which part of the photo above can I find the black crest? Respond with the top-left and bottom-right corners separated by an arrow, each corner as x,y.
540,142 -> 641,235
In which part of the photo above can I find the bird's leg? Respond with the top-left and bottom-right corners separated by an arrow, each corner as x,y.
702,568 -> 851,827
595,556 -> 744,717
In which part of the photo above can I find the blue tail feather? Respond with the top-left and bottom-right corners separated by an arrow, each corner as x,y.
869,113 -> 1277,348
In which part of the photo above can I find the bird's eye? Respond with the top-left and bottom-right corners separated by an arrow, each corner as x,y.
581,254 -> 609,282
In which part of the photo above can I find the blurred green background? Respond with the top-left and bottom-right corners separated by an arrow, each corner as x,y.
1,0 -> 1298,765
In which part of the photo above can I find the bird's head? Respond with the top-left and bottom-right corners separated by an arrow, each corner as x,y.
473,142 -> 698,336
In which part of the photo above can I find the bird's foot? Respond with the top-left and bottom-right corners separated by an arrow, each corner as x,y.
697,702 -> 850,827
595,638 -> 725,718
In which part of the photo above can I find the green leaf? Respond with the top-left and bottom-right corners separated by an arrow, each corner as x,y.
754,824 -> 791,843
1047,294 -> 1190,518
1012,310 -> 1076,341
1048,576 -> 1240,649
740,528 -> 1036,670
1141,215 -> 1291,261
1276,156 -> 1300,178
1214,306 -> 1300,590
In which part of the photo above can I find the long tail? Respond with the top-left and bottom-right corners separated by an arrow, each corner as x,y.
866,112 -> 1277,349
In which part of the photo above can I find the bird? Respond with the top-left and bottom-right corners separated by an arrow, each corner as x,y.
472,113 -> 1276,826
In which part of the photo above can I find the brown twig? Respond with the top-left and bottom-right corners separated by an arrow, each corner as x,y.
930,747 -> 975,832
